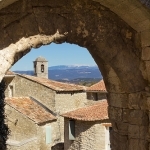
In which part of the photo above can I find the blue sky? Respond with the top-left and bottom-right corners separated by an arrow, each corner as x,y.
11,42 -> 97,71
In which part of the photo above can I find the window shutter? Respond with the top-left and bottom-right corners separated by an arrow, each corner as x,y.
46,126 -> 51,144
69,120 -> 75,140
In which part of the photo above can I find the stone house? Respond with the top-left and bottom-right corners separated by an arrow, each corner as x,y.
5,97 -> 57,150
61,79 -> 112,150
86,79 -> 107,104
62,100 -> 111,150
3,57 -> 87,149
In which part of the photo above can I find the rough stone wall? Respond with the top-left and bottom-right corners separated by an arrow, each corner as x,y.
5,75 -> 56,111
0,0 -> 148,149
4,75 -> 89,148
5,104 -> 38,150
64,118 -> 109,150
107,91 -> 149,150
86,92 -> 107,106
5,105 -> 59,150
36,122 -> 61,150
55,92 -> 87,141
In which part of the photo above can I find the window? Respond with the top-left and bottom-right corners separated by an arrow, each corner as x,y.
69,120 -> 75,140
41,64 -> 44,72
45,126 -> 51,144
92,93 -> 98,101
34,63 -> 36,73
105,127 -> 112,150
8,85 -> 13,97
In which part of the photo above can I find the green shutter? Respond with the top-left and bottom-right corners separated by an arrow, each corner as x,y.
69,120 -> 75,140
46,126 -> 51,144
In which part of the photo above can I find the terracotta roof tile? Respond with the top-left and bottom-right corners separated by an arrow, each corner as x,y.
87,80 -> 106,92
5,97 -> 56,124
19,74 -> 86,92
62,100 -> 108,121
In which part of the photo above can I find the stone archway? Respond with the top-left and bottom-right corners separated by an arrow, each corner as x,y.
0,0 -> 149,149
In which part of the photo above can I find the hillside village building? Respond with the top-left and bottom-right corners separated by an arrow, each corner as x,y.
4,57 -> 87,150
86,80 -> 107,105
61,80 -> 112,150
62,100 -> 111,150
5,97 -> 57,150
3,56 -> 111,150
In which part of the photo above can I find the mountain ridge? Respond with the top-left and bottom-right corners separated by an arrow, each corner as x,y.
12,65 -> 102,83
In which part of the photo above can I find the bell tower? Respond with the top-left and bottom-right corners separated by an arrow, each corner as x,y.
33,56 -> 48,78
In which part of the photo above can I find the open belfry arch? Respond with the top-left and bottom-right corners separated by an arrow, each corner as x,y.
0,0 -> 150,149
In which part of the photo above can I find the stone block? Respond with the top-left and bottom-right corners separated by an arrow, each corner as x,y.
142,47 -> 150,60
128,92 -> 146,109
116,121 -> 128,135
20,14 -> 39,36
111,131 -> 128,150
139,140 -> 149,150
147,97 -> 150,110
128,124 -> 140,138
136,19 -> 150,32
139,126 -> 148,139
5,21 -> 25,43
108,93 -> 128,108
111,0 -> 140,17
128,109 -> 149,125
145,61 -> 150,82
129,139 -> 148,150
122,109 -> 129,122
108,106 -> 122,121
141,29 -> 150,47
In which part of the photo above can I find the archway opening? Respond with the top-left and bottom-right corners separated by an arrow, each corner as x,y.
11,43 -> 102,86
4,42 -> 111,150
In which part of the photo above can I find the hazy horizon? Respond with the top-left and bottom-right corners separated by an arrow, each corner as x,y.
11,43 -> 97,71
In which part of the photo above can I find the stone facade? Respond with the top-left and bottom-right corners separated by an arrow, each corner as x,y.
33,56 -> 48,79
62,99 -> 110,150
5,75 -> 56,111
4,74 -> 87,149
5,104 -> 58,150
64,118 -> 110,150
55,92 -> 87,141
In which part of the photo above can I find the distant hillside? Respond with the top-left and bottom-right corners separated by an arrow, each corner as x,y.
13,65 -> 102,84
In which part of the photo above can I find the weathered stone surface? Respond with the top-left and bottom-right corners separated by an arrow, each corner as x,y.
20,14 -> 39,36
139,126 -> 149,140
5,21 -> 26,42
129,139 -> 148,150
128,92 -> 147,110
141,29 -> 150,47
115,121 -> 128,135
142,47 -> 150,60
122,108 -> 130,123
0,0 -> 149,149
108,93 -> 128,108
108,106 -> 122,121
145,61 -> 150,82
110,131 -> 128,150
128,124 -> 140,138
128,109 -> 148,125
